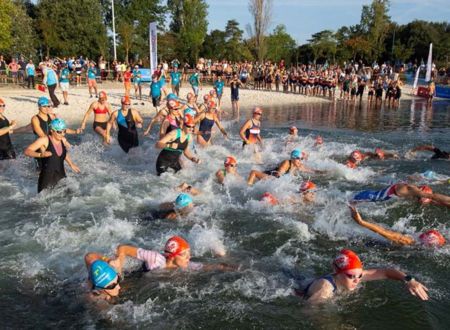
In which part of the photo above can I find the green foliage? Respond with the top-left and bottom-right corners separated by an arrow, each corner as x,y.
308,30 -> 337,63
0,0 -> 14,52
266,25 -> 296,64
10,0 -> 37,58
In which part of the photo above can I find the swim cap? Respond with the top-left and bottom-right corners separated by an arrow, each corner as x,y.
184,108 -> 196,117
209,89 -> 215,95
164,236 -> 190,259
98,91 -> 107,100
333,249 -> 363,273
419,185 -> 433,204
300,181 -> 317,192
224,156 -> 237,166
174,193 -> 193,209
346,160 -> 357,169
261,192 -> 278,205
419,230 -> 446,247
167,99 -> 181,109
121,96 -> 131,105
184,114 -> 195,127
291,149 -> 303,160
90,260 -> 118,289
38,96 -> 50,107
289,126 -> 297,133
49,118 -> 67,131
208,101 -> 216,109
422,170 -> 435,179
166,93 -> 178,101
375,148 -> 385,159
253,107 -> 263,115
350,150 -> 364,162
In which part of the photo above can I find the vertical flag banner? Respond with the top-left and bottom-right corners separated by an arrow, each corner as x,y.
425,43 -> 432,82
413,66 -> 420,90
149,22 -> 158,75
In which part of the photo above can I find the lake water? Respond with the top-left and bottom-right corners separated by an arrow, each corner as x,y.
1,98 -> 449,329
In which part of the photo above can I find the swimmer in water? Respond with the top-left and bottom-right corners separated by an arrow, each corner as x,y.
240,107 -> 264,163
24,118 -> 80,193
346,148 -> 398,168
285,126 -> 298,146
409,145 -> 450,160
314,135 -> 323,147
176,182 -> 201,196
349,205 -> 446,247
0,98 -> 17,160
215,156 -> 242,184
194,100 -> 228,147
149,193 -> 194,220
351,183 -> 450,208
84,253 -> 121,302
79,91 -> 112,143
260,192 -> 279,205
247,149 -> 322,185
300,249 -> 429,304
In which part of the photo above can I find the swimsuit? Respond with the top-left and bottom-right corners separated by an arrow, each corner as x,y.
351,184 -> 398,203
117,109 -> 138,153
198,116 -> 215,142
156,129 -> 190,176
243,120 -> 260,146
0,116 -> 15,160
38,138 -> 66,193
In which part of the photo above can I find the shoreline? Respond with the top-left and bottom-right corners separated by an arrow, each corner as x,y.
0,83 -> 434,127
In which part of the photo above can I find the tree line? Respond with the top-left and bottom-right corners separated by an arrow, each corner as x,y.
0,0 -> 448,67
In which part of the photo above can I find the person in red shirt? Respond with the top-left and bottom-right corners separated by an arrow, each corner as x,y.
123,66 -> 132,97
8,59 -> 19,84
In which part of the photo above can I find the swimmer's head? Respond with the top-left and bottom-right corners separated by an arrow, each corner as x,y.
300,181 -> 316,203
183,114 -> 195,129
203,95 -> 210,102
289,126 -> 298,135
0,98 -> 4,108
422,170 -> 436,180
261,192 -> 278,205
166,93 -> 178,101
375,148 -> 385,160
174,193 -> 193,210
333,249 -> 363,291
290,149 -> 303,160
224,156 -> 237,167
167,99 -> 181,110
315,136 -> 323,145
350,150 -> 364,163
98,91 -> 107,100
49,118 -> 67,132
418,185 -> 433,204
419,230 -> 446,247
121,96 -> 131,106
208,101 -> 216,109
90,260 -> 120,295
253,107 -> 263,116
184,108 -> 196,118
187,92 -> 194,100
37,96 -> 50,108
164,236 -> 191,267
209,89 -> 216,96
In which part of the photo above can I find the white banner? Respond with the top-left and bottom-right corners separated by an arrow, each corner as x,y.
149,22 -> 158,75
413,66 -> 420,90
425,43 -> 432,82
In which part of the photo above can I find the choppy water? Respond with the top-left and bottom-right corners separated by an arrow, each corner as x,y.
1,99 -> 449,329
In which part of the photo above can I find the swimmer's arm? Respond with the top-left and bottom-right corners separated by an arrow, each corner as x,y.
183,144 -> 199,163
216,170 -> 225,184
144,110 -> 165,135
132,110 -> 143,127
214,115 -> 227,136
306,279 -> 335,304
410,145 -> 435,153
80,103 -> 95,129
155,130 -> 177,149
105,112 -> 117,141
201,263 -> 237,272
349,206 -> 414,245
159,119 -> 171,139
239,121 -> 251,143
0,120 -> 16,136
113,245 -> 139,273
276,160 -> 290,176
65,153 -> 80,173
65,128 -> 81,135
84,252 -> 111,269
24,137 -> 49,158
194,112 -> 205,124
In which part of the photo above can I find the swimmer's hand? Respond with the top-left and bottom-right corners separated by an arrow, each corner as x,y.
71,164 -> 81,173
108,258 -> 122,273
10,120 -> 17,128
136,123 -> 142,129
40,151 -> 52,158
143,129 -> 150,136
349,205 -> 363,224
406,279 -> 429,301
192,157 -> 201,164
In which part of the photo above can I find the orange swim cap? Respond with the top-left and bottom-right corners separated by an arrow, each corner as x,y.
346,160 -> 357,169
261,192 -> 278,205
121,96 -> 131,104
350,150 -> 364,162
419,230 -> 446,247
224,156 -> 237,166
333,249 -> 363,273
99,91 -> 107,100
375,148 -> 385,160
300,181 -> 317,192
164,236 -> 190,259
253,107 -> 263,115
184,114 -> 195,127
419,185 -> 433,204
289,126 -> 298,133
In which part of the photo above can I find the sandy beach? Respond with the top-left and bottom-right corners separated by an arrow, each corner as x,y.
0,82 -> 423,127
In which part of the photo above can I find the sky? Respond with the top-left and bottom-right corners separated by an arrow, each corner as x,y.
205,0 -> 450,44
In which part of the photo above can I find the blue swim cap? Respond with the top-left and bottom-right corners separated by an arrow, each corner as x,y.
38,97 -> 50,107
167,93 -> 178,101
184,108 -> 196,117
422,170 -> 435,179
174,193 -> 193,209
291,149 -> 302,159
49,118 -> 67,131
90,260 -> 118,289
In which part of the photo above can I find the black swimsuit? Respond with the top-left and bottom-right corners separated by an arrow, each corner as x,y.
156,129 -> 190,176
432,147 -> 450,160
0,116 -> 15,160
199,116 -> 215,142
117,109 -> 138,153
38,138 -> 67,193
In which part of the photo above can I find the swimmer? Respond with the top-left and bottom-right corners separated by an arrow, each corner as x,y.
106,96 -> 143,153
150,193 -> 194,220
215,156 -> 242,184
80,91 -> 112,143
240,107 -> 263,163
176,182 -> 201,196
132,65 -> 143,101
247,149 -> 322,185
194,101 -> 228,147
285,126 -> 298,146
86,62 -> 98,98
351,183 -> 450,208
298,180 -> 317,203
261,192 -> 279,205
157,99 -> 184,139
150,74 -> 163,112
0,98 -> 17,160
143,95 -> 182,137
349,205 -> 446,247
314,135 -> 323,147
301,249 -> 429,304
84,253 -> 121,301
24,118 -> 80,193
346,148 -> 398,168
409,145 -> 450,160
155,114 -> 200,176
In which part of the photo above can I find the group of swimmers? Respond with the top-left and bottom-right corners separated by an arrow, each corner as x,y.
0,86 -> 449,307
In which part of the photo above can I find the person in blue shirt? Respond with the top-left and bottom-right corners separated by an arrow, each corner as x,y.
25,60 -> 35,89
86,63 -> 98,98
214,75 -> 225,107
189,69 -> 202,100
170,66 -> 182,97
43,63 -> 60,108
132,65 -> 143,102
150,75 -> 163,112
59,64 -> 71,105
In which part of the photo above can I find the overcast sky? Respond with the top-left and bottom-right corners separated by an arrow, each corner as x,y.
205,0 -> 450,44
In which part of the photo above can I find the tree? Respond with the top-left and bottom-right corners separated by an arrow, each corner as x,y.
0,0 -> 15,53
266,24 -> 296,64
10,0 -> 37,58
224,20 -> 252,61
308,30 -> 337,63
247,0 -> 272,62
117,21 -> 135,64
202,30 -> 227,60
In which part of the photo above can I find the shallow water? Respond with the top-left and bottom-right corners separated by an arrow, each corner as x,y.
1,99 -> 449,329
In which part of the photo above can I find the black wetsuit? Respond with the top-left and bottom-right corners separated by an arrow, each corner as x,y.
38,138 -> 66,193
117,109 -> 138,153
0,116 -> 15,160
156,129 -> 190,175
431,147 -> 450,160
198,116 -> 215,142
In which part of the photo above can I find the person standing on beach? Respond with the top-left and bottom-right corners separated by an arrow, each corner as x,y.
59,64 -> 70,105
230,74 -> 243,119
150,74 -> 163,113
170,66 -> 182,97
43,63 -> 60,108
214,75 -> 225,108
86,63 -> 98,98
123,66 -> 132,97
25,60 -> 36,89
132,65 -> 143,101
189,69 -> 201,100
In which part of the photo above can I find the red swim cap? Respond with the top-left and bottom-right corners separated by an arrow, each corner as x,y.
253,107 -> 263,115
419,230 -> 446,247
419,185 -> 433,204
300,181 -> 317,192
375,148 -> 385,160
208,101 -> 216,109
350,150 -> 364,162
164,236 -> 190,259
224,156 -> 237,166
261,192 -> 278,205
346,160 -> 357,169
289,126 -> 298,133
333,249 -> 363,273
184,114 -> 195,127
99,91 -> 107,100
121,96 -> 131,105
167,99 -> 181,109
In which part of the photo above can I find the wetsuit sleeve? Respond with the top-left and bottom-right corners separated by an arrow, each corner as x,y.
136,248 -> 166,271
